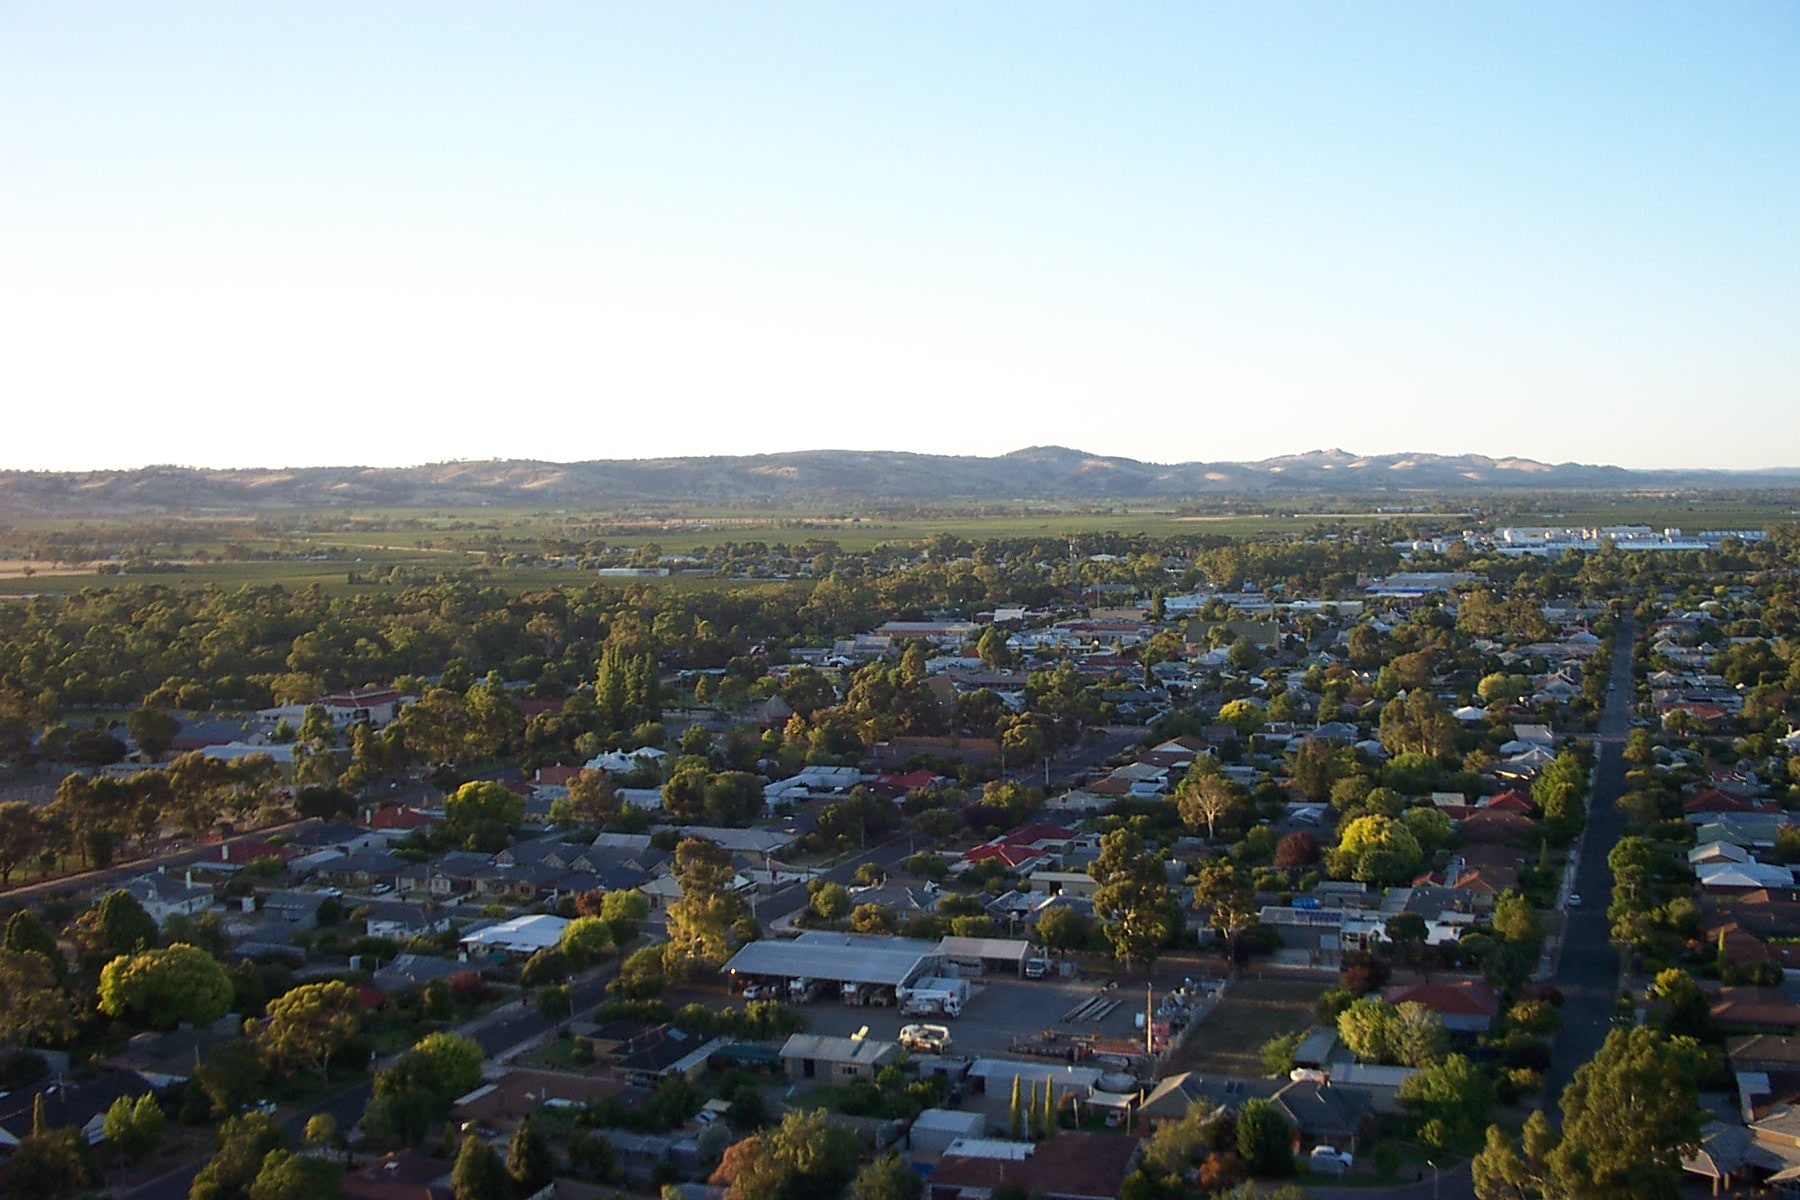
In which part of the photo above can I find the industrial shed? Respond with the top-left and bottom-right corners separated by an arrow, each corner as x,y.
935,935 -> 1034,977
724,931 -> 939,990
779,1033 -> 901,1082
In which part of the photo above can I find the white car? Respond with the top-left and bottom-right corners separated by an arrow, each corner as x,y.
1568,894 -> 1582,907
1309,1146 -> 1353,1176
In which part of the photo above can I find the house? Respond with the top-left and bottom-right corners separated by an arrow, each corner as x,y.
460,914 -> 568,958
779,1034 -> 902,1082
1700,863 -> 1798,893
452,1069 -> 629,1128
925,1132 -> 1143,1200
312,851 -> 408,889
374,954 -> 475,991
361,900 -> 451,940
116,871 -> 213,926
1137,1073 -> 1257,1127
319,688 -> 410,728
1382,979 -> 1501,1033
1269,1079 -> 1370,1152
104,1022 -> 241,1087
339,1149 -> 454,1200
0,1074 -> 152,1149
1712,987 -> 1800,1031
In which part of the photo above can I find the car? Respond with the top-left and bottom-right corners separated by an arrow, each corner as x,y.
1568,894 -> 1582,907
369,883 -> 393,895
1309,1146 -> 1354,1176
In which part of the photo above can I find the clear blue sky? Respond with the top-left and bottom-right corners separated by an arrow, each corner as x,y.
3,3 -> 1796,471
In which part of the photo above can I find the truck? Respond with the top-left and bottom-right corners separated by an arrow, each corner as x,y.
901,976 -> 971,1004
788,978 -> 823,1004
841,982 -> 871,1006
1023,957 -> 1050,980
900,992 -> 963,1018
898,1023 -> 953,1054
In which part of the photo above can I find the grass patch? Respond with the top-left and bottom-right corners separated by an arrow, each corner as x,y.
1164,975 -> 1329,1078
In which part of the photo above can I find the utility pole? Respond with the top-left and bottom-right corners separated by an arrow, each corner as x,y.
1145,982 -> 1154,1057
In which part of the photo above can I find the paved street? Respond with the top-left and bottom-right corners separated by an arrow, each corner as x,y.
1543,613 -> 1637,1104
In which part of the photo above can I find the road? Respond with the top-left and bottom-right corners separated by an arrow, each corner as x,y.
1543,613 -> 1638,1103
1002,725 -> 1148,789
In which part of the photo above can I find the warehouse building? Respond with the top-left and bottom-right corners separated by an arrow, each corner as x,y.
724,931 -> 940,991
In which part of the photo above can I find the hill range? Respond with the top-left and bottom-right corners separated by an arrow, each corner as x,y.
1,447 -> 1796,514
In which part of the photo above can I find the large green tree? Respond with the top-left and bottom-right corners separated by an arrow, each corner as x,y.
1473,1028 -> 1704,1200
664,837 -> 743,978
258,980 -> 362,1081
98,943 -> 234,1029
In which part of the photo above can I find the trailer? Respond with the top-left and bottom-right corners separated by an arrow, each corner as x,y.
899,1023 -> 954,1054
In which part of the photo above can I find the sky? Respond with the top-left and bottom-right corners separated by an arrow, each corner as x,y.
2,3 -> 1797,472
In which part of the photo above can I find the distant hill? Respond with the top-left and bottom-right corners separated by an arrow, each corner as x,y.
0,448 -> 1795,513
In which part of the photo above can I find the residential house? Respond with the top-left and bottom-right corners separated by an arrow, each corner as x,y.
1382,979 -> 1501,1033
339,1150 -> 453,1200
0,1074 -> 151,1150
1269,1079 -> 1370,1152
925,1132 -> 1143,1200
117,871 -> 213,926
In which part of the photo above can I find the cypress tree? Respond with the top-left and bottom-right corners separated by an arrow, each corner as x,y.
1009,1075 -> 1023,1139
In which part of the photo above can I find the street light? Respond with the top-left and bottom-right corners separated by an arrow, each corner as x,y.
1427,1159 -> 1440,1200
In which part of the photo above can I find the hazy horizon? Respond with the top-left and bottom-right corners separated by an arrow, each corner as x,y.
5,445 -> 1800,477
4,4 -> 1796,473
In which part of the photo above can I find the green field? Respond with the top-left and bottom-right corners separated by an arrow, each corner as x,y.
1,491 -> 1794,598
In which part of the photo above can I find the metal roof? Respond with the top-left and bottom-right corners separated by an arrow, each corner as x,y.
725,932 -> 939,987
935,936 -> 1033,963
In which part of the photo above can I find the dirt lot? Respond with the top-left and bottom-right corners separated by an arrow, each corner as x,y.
1162,972 -> 1330,1077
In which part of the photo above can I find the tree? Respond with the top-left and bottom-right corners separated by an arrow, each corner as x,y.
1332,815 -> 1422,884
376,1031 -> 485,1110
1474,1029 -> 1703,1200
0,801 -> 44,885
1378,689 -> 1458,760
598,887 -> 650,943
103,1091 -> 166,1166
442,781 -> 525,851
259,980 -> 362,1081
247,1149 -> 340,1200
1010,1074 -> 1024,1138
1337,998 -> 1443,1067
850,1154 -> 923,1200
1235,1097 -> 1292,1176
128,706 -> 182,759
1177,771 -> 1244,841
1090,829 -> 1175,972
0,1126 -> 95,1200
99,943 -> 234,1028
850,903 -> 897,935
190,1112 -> 285,1200
1398,1053 -> 1493,1152
1035,905 -> 1090,954
713,1108 -> 860,1200
664,838 -> 743,978
1193,860 -> 1258,964
451,1132 -> 515,1200
810,882 -> 851,921
557,916 -> 615,967
1492,892 -> 1542,950
0,949 -> 77,1046
507,1121 -> 554,1196
78,889 -> 159,963
565,770 -> 620,823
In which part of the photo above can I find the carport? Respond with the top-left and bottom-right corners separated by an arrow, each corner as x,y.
723,931 -> 939,990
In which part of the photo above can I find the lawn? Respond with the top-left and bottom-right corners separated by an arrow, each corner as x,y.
1163,974 -> 1330,1078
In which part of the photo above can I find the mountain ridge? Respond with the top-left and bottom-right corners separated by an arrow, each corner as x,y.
0,448 -> 1794,514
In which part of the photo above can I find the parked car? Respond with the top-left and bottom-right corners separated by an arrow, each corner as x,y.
1309,1147 -> 1353,1176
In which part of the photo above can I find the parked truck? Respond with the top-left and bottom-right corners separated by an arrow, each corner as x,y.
899,1023 -> 953,1054
788,978 -> 823,1004
901,976 -> 971,1004
900,991 -> 963,1018
841,982 -> 871,1006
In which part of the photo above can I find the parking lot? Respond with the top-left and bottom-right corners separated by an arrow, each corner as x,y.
791,971 -> 1162,1059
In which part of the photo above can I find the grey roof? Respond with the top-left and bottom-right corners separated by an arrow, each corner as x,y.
936,935 -> 1033,964
779,1034 -> 901,1068
723,932 -> 939,988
